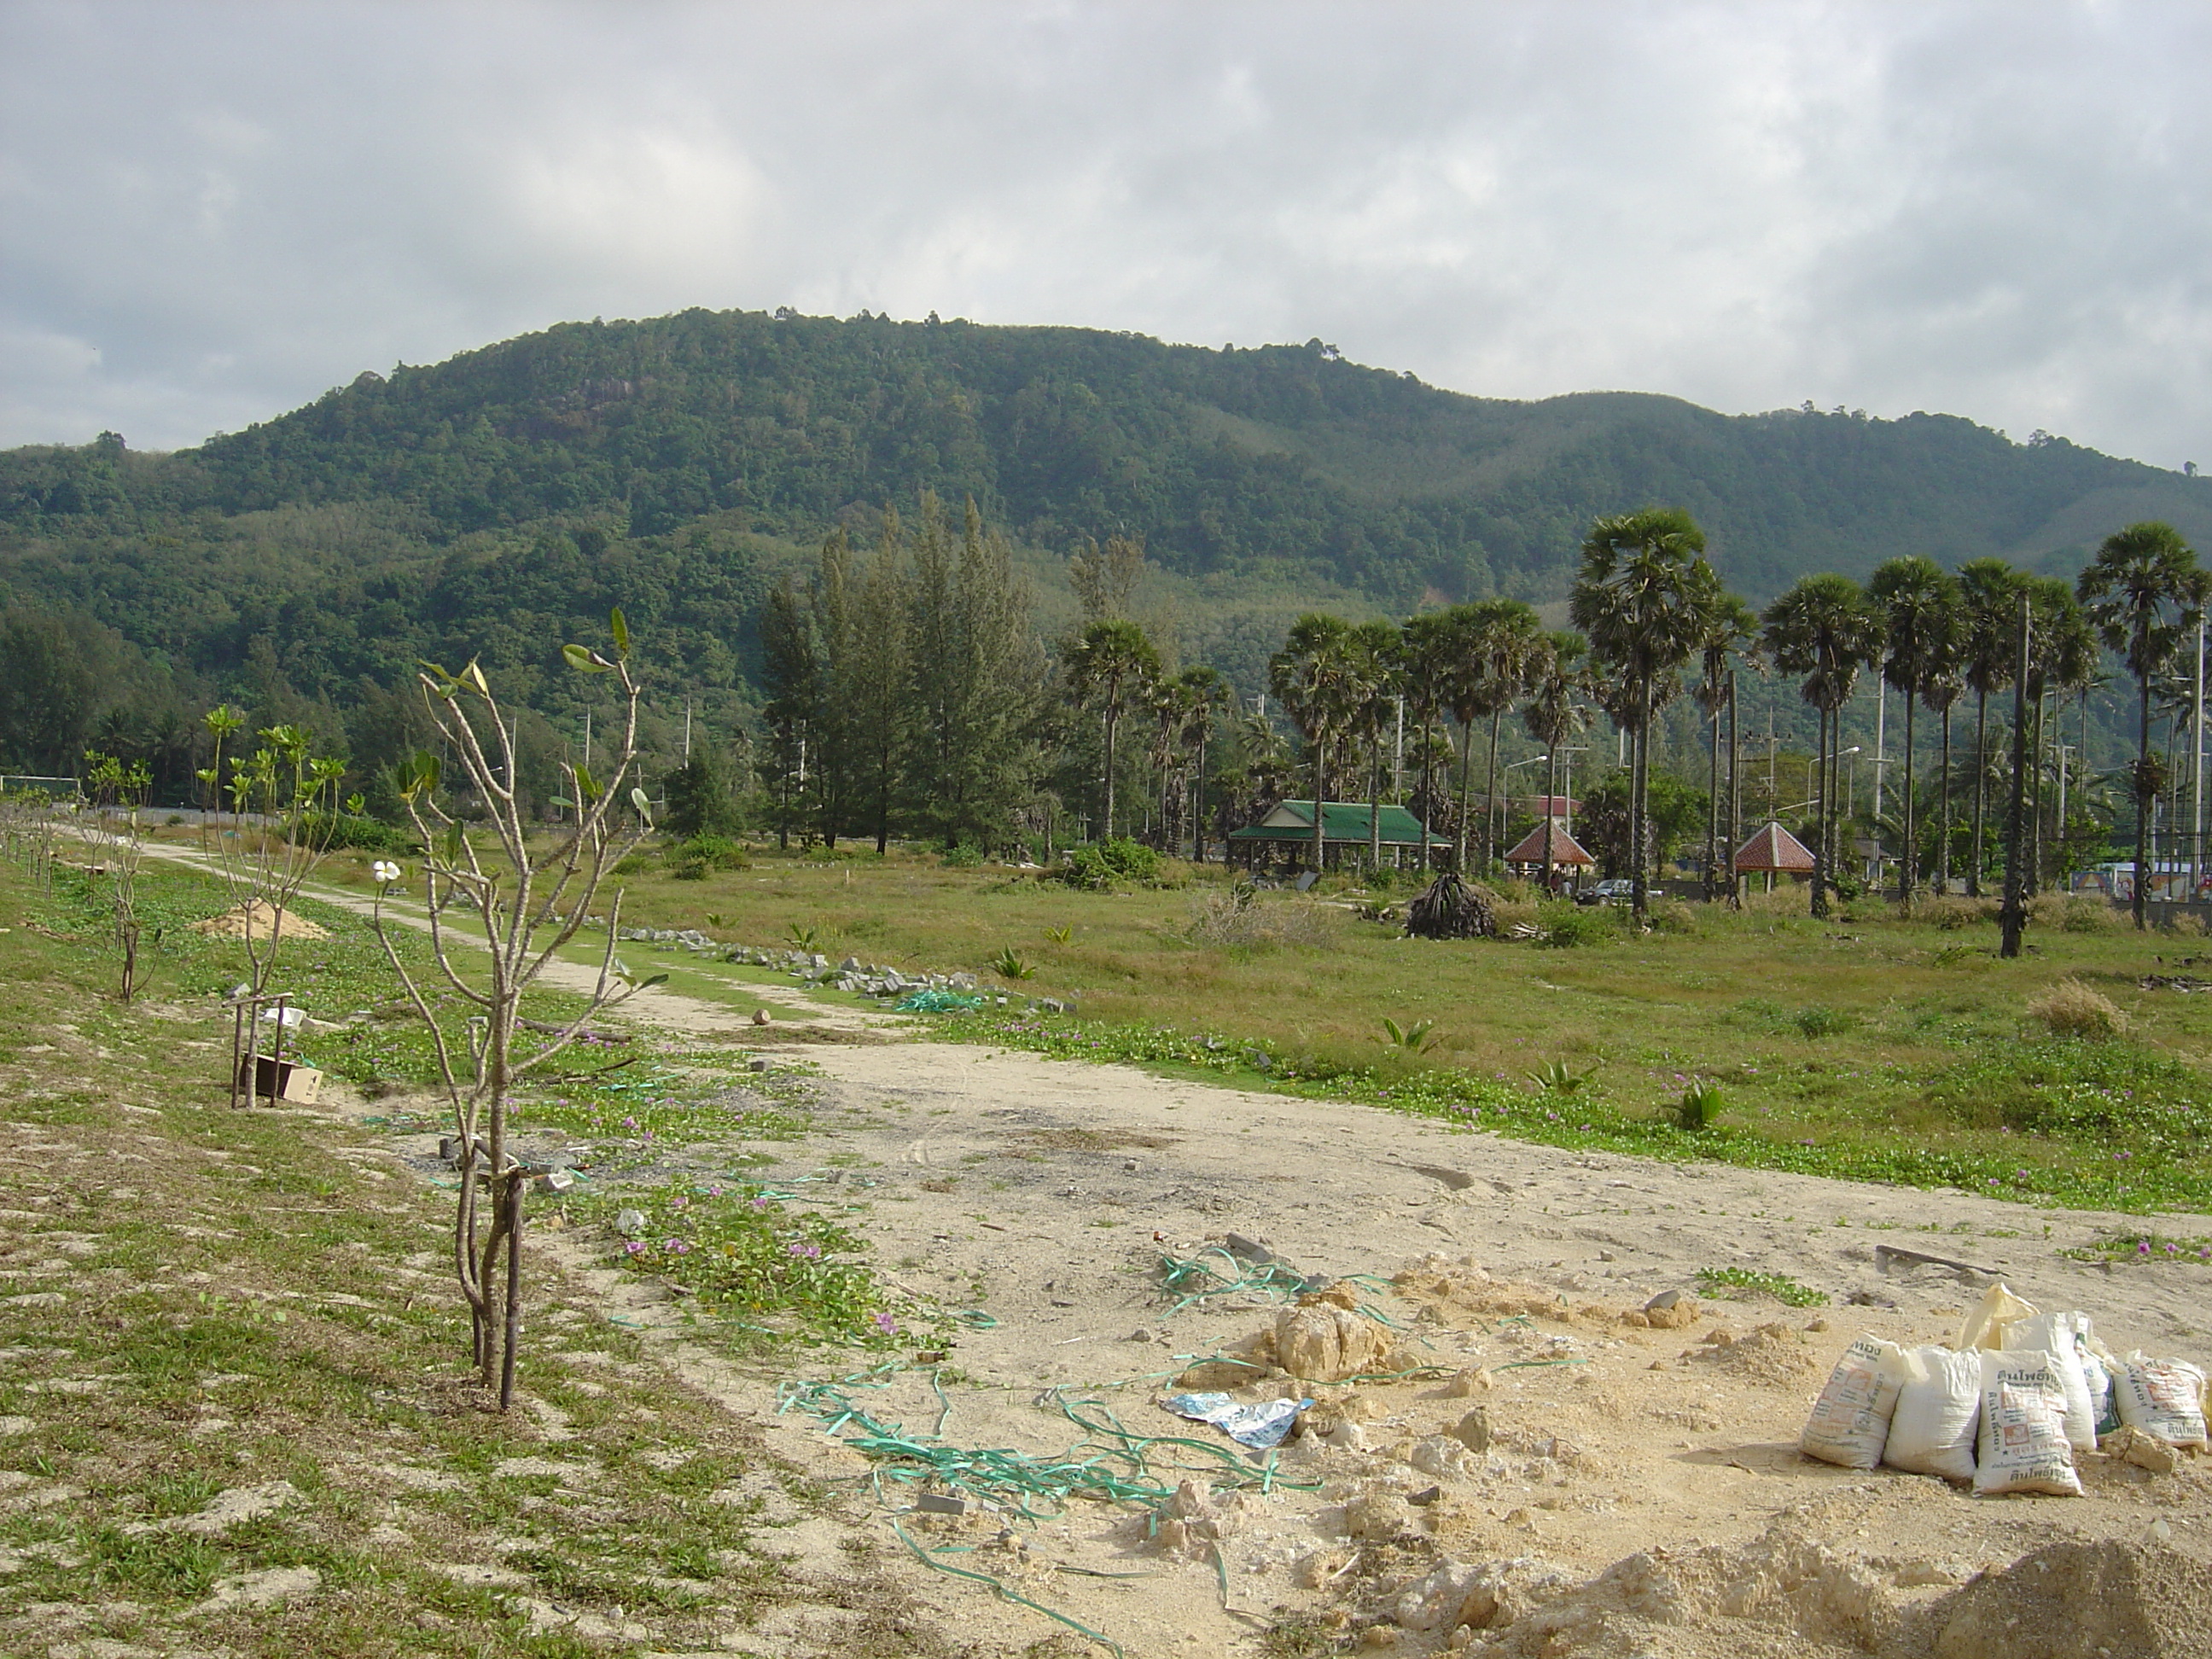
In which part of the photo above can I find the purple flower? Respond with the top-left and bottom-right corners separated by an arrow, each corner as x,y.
2139,1241 -> 2153,1256
788,1241 -> 822,1260
873,1311 -> 898,1335
664,1237 -> 690,1254
624,1239 -> 647,1256
751,1196 -> 770,1209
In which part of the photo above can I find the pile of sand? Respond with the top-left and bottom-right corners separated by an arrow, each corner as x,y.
189,900 -> 328,942
1413,1531 -> 2212,1656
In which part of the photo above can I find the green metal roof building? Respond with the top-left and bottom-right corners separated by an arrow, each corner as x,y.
1225,800 -> 1450,867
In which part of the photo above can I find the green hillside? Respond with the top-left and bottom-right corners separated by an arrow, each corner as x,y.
3,306 -> 2208,784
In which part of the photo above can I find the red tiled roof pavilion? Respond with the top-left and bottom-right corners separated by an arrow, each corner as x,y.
1734,819 -> 1816,874
1501,821 -> 1595,867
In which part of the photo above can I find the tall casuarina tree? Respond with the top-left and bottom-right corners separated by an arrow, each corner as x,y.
1065,619 -> 1159,841
1570,509 -> 1715,923
1463,600 -> 1543,869
1270,613 -> 1359,872
1868,557 -> 1962,905
1522,631 -> 1591,893
1762,574 -> 1885,920
2077,522 -> 2204,928
1957,559 -> 2023,896
1348,619 -> 1406,868
1400,609 -> 1458,870
1691,591 -> 1758,902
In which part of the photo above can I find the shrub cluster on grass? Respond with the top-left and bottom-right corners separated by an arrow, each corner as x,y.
2027,977 -> 2131,1039
669,833 -> 750,879
1057,835 -> 1162,890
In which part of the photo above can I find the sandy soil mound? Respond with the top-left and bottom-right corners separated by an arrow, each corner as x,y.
1909,1539 -> 2212,1658
189,899 -> 328,941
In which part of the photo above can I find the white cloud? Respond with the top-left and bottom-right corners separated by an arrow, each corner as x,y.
2,0 -> 2209,469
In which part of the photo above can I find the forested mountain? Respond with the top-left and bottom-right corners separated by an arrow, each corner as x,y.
3,306 -> 2208,792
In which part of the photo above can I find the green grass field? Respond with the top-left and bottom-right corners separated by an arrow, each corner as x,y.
299,836 -> 2212,1215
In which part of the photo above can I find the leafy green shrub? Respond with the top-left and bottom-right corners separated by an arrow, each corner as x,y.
1538,905 -> 1615,948
940,842 -> 983,869
1057,836 -> 1161,890
1647,898 -> 1698,934
667,834 -> 749,879
990,946 -> 1036,981
295,811 -> 413,854
1678,1077 -> 1724,1130
1792,1004 -> 1855,1039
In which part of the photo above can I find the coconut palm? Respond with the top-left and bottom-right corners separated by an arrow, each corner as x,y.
1762,574 -> 1885,918
1270,614 -> 1359,871
1691,590 -> 1759,902
1570,509 -> 1715,922
1957,559 -> 2023,895
1868,557 -> 1963,905
1066,619 -> 1160,841
2024,577 -> 2098,894
2077,523 -> 2208,928
1522,632 -> 1591,893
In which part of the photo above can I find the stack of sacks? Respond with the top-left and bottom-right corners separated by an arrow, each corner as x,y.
1798,1283 -> 2209,1497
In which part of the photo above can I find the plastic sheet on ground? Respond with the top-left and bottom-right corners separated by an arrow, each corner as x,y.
894,989 -> 989,1012
1160,1390 -> 1313,1449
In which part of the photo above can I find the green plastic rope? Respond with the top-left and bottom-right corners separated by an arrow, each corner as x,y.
891,1520 -> 1124,1658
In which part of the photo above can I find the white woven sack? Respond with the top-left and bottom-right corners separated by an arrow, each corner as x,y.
1956,1282 -> 2037,1352
1800,1335 -> 1906,1470
2003,1313 -> 2098,1452
1973,1351 -> 2082,1497
1883,1345 -> 1980,1482
2113,1353 -> 2209,1449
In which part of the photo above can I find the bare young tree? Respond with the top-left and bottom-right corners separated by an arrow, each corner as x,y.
371,613 -> 655,1409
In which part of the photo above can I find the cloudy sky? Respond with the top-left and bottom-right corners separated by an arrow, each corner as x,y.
4,1 -> 2209,468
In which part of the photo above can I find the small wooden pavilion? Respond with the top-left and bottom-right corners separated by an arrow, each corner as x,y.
1734,820 -> 1817,892
1226,800 -> 1450,872
1501,819 -> 1595,887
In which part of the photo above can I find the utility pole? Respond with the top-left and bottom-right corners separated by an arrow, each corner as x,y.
1393,696 -> 1405,800
1726,672 -> 1741,907
2000,595 -> 2032,958
583,707 -> 591,774
683,696 -> 693,763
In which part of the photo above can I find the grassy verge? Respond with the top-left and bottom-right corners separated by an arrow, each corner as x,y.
0,859 -> 973,1656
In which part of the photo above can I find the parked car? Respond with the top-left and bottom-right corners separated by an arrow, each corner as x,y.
1576,878 -> 1635,906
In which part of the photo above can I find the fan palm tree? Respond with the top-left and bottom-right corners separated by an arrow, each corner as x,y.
1066,619 -> 1160,842
2025,577 -> 2097,895
2078,522 -> 2209,929
1522,632 -> 1592,893
1869,557 -> 1963,905
1762,574 -> 1885,918
1570,509 -> 1715,922
1957,559 -> 2023,895
1270,614 -> 1359,872
1691,591 -> 1759,901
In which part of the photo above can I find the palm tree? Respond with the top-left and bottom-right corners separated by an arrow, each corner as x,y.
1921,666 -> 1964,892
1065,619 -> 1159,842
1522,632 -> 1591,893
1270,614 -> 1359,872
1957,559 -> 2022,896
1348,619 -> 1406,870
1691,591 -> 1759,901
2078,522 -> 2209,929
1570,509 -> 1715,922
1868,557 -> 1962,905
1762,574 -> 1885,918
